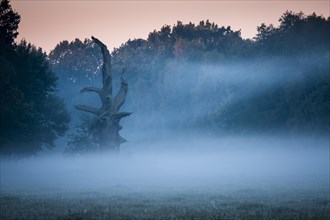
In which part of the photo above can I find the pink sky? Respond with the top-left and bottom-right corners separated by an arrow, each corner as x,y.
11,0 -> 330,53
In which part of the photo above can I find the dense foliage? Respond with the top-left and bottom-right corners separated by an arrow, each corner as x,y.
0,0 -> 19,45
214,12 -> 330,134
0,0 -> 70,155
49,38 -> 102,84
50,12 -> 329,153
49,39 -> 102,123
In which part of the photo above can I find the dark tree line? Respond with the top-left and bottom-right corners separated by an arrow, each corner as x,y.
0,0 -> 69,155
51,12 -> 329,154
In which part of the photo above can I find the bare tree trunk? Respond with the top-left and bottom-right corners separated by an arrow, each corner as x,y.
75,36 -> 131,152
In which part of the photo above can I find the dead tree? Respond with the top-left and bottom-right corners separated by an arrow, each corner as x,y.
75,36 -> 131,152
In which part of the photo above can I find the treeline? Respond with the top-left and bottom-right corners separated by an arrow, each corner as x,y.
1,0 -> 329,155
51,12 -> 329,140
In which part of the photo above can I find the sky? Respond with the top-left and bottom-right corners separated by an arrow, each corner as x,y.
11,0 -> 330,53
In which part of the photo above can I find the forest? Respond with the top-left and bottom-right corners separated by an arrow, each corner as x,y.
1,0 -> 329,155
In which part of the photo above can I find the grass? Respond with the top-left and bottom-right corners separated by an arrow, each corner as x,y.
1,184 -> 329,220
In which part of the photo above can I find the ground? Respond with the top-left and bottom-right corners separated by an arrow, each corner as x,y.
1,182 -> 329,220
1,137 -> 329,219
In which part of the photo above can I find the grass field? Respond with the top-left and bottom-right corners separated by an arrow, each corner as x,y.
1,137 -> 329,219
1,180 -> 329,220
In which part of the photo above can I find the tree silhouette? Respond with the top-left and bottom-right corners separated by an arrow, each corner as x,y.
75,36 -> 131,152
0,0 -> 70,155
0,0 -> 20,45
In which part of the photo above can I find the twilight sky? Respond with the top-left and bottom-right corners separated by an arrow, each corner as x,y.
11,0 -> 330,53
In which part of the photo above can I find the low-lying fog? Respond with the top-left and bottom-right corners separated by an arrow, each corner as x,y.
1,135 -> 328,193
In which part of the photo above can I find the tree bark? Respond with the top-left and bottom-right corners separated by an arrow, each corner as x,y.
75,36 -> 131,152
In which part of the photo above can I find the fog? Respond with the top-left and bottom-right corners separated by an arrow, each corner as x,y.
2,54 -> 329,197
1,135 -> 328,194
117,53 -> 328,134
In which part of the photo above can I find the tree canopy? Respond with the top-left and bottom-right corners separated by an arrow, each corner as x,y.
49,11 -> 329,154
0,0 -> 70,155
0,0 -> 20,45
